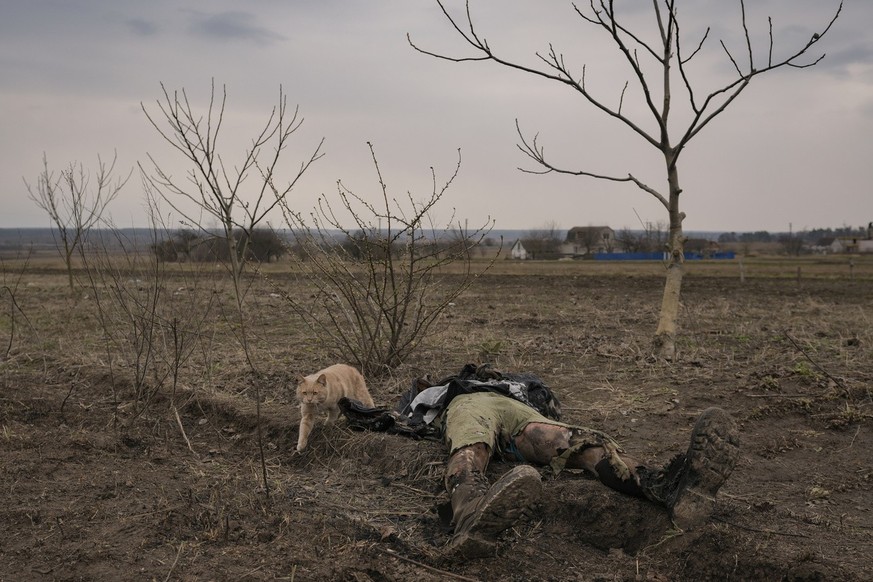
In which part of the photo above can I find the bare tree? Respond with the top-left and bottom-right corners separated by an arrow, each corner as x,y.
411,1 -> 841,359
522,221 -> 563,259
141,81 -> 324,495
618,220 -> 669,253
615,228 -> 635,253
141,82 -> 323,296
780,230 -> 807,256
24,153 -> 128,291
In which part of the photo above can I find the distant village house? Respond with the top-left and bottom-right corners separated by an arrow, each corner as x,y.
684,238 -> 721,258
826,221 -> 872,253
564,226 -> 616,256
510,239 -> 528,260
829,237 -> 873,254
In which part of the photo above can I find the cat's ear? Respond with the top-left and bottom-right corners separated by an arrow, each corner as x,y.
316,374 -> 328,386
296,374 -> 307,384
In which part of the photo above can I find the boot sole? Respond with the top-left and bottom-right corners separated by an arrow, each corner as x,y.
670,407 -> 740,529
449,465 -> 543,558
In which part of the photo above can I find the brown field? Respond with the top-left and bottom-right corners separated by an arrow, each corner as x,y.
1,256 -> 871,581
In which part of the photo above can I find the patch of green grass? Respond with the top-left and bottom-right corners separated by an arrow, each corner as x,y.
791,361 -> 817,378
476,338 -> 505,361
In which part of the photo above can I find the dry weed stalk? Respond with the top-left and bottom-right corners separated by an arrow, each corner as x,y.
80,213 -> 216,434
1,251 -> 36,361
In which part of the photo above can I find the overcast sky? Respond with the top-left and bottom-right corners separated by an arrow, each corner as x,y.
2,0 -> 871,233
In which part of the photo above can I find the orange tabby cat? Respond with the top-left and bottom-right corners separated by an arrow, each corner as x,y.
295,363 -> 374,452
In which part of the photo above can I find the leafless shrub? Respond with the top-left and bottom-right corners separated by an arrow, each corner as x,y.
617,221 -> 668,253
80,208 -> 217,429
280,143 -> 496,377
24,153 -> 129,291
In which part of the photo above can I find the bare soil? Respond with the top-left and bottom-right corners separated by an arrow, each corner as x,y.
1,263 -> 871,581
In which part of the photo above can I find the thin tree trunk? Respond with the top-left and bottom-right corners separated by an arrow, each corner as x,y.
654,256 -> 682,360
64,244 -> 75,292
653,157 -> 684,360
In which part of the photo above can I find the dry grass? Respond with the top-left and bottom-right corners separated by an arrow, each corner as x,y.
1,257 -> 872,581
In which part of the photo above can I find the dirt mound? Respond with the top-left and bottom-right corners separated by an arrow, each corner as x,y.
2,368 -> 866,581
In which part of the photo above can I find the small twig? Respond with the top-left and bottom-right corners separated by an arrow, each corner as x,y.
745,394 -> 811,399
389,481 -> 440,498
639,527 -> 686,552
173,405 -> 196,455
836,425 -> 861,453
712,516 -> 809,538
59,382 -> 77,422
361,509 -> 429,517
784,332 -> 848,392
125,504 -> 188,520
240,565 -> 264,579
376,547 -> 481,581
164,541 -> 185,582
718,492 -> 758,502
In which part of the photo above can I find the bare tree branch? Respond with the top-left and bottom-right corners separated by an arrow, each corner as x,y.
514,121 -> 670,209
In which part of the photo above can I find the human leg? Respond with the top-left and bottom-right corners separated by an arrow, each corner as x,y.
512,408 -> 740,529
639,407 -> 740,529
442,393 -> 543,557
512,422 -> 648,496
447,463 -> 543,557
444,443 -> 490,491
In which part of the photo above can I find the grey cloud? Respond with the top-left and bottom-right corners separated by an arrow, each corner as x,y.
188,11 -> 285,45
822,41 -> 873,73
126,18 -> 158,36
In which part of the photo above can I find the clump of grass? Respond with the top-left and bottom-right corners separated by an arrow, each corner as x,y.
760,375 -> 780,391
792,361 -> 817,378
806,486 -> 831,503
827,401 -> 873,430
476,338 -> 505,362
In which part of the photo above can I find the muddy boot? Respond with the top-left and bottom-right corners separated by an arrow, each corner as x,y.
640,407 -> 740,529
447,465 -> 543,558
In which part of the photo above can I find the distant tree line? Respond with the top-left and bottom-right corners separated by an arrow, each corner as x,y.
334,227 -> 479,262
718,226 -> 867,245
617,223 -> 668,253
150,227 -> 482,263
151,228 -> 288,263
718,225 -> 870,255
512,222 -> 872,260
